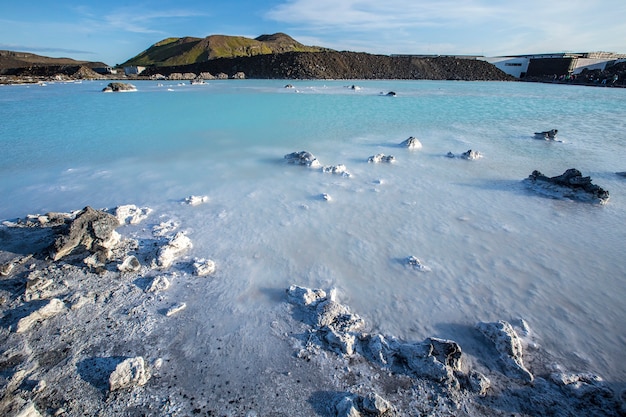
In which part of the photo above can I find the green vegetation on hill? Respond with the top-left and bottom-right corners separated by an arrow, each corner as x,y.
121,33 -> 327,67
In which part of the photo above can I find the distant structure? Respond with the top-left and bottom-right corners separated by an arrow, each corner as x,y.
482,52 -> 626,78
92,66 -> 118,75
124,66 -> 146,76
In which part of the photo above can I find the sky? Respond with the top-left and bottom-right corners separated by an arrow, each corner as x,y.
1,0 -> 625,65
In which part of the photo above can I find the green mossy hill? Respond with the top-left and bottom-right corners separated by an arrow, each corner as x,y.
122,33 -> 327,67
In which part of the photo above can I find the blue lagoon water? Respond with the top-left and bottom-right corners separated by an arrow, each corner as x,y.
1,79 -> 625,382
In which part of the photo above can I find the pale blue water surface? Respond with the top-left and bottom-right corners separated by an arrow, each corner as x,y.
1,79 -> 625,382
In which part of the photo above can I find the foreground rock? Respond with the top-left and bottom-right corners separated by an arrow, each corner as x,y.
335,392 -> 395,417
109,357 -> 151,391
476,320 -> 533,382
524,168 -> 610,204
286,285 -> 466,386
157,232 -> 192,268
16,298 -> 67,333
48,206 -> 121,262
102,82 -> 137,92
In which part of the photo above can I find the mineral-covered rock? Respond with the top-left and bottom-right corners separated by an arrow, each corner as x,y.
286,285 -> 327,307
322,164 -> 351,176
157,232 -> 192,268
476,320 -> 533,382
335,392 -> 394,417
286,285 -> 464,384
108,357 -> 151,391
14,402 -> 43,417
396,338 -> 461,382
368,154 -> 396,163
166,302 -> 187,317
184,195 -> 209,206
406,255 -> 431,271
49,206 -> 120,262
446,149 -> 482,160
315,299 -> 364,333
114,204 -> 152,225
117,255 -> 141,273
284,151 -> 321,168
550,372 -> 613,399
467,371 -> 491,396
147,275 -> 171,293
192,258 -> 216,276
16,298 -> 66,333
400,136 -> 422,149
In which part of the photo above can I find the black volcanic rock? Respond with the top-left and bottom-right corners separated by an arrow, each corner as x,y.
141,51 -> 514,81
524,168 -> 609,204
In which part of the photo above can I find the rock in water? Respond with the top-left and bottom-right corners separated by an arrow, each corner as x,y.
460,149 -> 482,160
49,206 -> 121,261
534,129 -> 558,140
284,151 -> 321,168
524,168 -> 609,204
368,153 -> 396,163
286,285 -> 327,307
184,195 -> 209,206
192,258 -> 216,276
400,136 -> 423,149
406,255 -> 431,271
102,82 -> 137,92
322,164 -> 351,177
109,357 -> 151,391
446,149 -> 483,160
476,320 -> 533,382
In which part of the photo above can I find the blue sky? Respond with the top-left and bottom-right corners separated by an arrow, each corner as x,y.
1,0 -> 625,65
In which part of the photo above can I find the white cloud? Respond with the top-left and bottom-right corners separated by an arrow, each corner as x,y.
99,8 -> 210,34
266,0 -> 626,55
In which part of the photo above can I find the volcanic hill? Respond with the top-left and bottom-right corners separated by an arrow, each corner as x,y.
121,33 -> 328,67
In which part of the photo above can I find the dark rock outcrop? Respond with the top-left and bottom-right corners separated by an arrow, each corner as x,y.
534,129 -> 558,140
48,206 -> 121,261
141,51 -> 515,81
524,168 -> 609,204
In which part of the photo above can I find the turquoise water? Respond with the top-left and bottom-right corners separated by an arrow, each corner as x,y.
1,79 -> 625,382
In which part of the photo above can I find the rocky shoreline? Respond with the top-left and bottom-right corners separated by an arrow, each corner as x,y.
0,51 -> 515,84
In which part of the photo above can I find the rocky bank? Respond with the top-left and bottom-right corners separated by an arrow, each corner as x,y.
1,201 -> 624,416
141,51 -> 514,81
